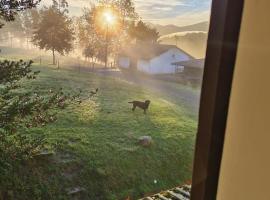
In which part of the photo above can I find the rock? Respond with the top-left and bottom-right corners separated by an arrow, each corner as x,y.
138,136 -> 153,147
67,187 -> 86,195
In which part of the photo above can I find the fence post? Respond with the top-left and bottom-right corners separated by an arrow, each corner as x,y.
57,60 -> 60,70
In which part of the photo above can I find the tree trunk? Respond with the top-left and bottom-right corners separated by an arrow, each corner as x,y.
52,49 -> 55,65
92,57 -> 95,70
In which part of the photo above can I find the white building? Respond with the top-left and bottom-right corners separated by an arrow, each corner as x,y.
118,44 -> 193,74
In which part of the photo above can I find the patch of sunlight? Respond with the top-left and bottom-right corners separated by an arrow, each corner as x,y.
75,100 -> 100,122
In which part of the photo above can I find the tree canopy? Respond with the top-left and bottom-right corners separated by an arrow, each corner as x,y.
0,0 -> 41,28
32,6 -> 74,65
128,20 -> 160,44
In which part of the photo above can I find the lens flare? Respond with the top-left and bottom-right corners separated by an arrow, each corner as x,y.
104,11 -> 115,25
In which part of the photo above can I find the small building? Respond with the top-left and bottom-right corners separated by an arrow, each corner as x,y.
172,58 -> 205,77
118,44 -> 193,74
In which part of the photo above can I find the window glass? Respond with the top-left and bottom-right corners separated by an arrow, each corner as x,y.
0,0 -> 212,199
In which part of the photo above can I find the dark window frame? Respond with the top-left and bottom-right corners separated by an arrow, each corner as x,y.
191,0 -> 244,199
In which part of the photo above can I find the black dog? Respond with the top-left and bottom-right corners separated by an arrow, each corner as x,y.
128,100 -> 151,114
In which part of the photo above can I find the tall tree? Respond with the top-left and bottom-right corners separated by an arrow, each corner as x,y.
77,7 -> 106,66
128,20 -> 160,44
32,6 -> 74,65
99,0 -> 138,27
95,0 -> 138,63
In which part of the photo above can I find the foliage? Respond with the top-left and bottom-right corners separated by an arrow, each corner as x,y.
52,0 -> 68,13
77,0 -> 138,66
0,1 -> 80,198
128,20 -> 160,43
32,6 -> 74,65
76,7 -> 104,64
0,0 -> 41,28
98,0 -> 138,26
0,59 -> 81,198
19,9 -> 40,38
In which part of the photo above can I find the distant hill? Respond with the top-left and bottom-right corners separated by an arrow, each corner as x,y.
153,21 -> 209,36
158,31 -> 208,59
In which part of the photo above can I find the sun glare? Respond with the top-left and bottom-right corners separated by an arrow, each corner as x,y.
94,6 -> 121,35
103,11 -> 115,25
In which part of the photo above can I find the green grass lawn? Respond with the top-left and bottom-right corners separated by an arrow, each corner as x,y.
19,65 -> 198,199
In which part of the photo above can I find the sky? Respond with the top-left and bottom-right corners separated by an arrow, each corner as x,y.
42,0 -> 212,26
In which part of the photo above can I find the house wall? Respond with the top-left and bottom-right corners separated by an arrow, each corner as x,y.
118,57 -> 130,69
137,60 -> 150,73
148,48 -> 190,74
217,1 -> 270,199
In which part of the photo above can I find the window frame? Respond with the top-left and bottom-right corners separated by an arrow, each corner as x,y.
191,0 -> 245,199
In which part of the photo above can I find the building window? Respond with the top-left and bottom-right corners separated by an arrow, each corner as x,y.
176,65 -> 184,73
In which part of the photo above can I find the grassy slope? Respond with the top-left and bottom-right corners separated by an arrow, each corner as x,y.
24,65 -> 197,199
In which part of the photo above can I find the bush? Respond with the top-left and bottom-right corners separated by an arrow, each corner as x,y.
0,60 -> 80,199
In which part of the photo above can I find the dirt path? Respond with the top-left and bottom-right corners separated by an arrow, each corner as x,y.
94,69 -> 201,118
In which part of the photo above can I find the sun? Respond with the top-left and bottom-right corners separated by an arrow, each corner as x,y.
103,11 -> 115,25
93,5 -> 122,35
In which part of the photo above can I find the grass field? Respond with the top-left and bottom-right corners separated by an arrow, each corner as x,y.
2,51 -> 198,199
25,65 -> 197,199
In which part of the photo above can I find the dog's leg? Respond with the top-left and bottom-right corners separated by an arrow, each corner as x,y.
132,105 -> 136,111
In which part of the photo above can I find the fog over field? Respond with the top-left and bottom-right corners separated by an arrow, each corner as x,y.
158,31 -> 208,59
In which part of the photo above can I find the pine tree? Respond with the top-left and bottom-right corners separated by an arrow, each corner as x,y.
0,2 -> 82,198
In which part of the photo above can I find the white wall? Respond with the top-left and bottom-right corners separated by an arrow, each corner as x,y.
119,48 -> 190,74
217,1 -> 270,199
148,48 -> 190,74
118,57 -> 130,68
137,59 -> 150,73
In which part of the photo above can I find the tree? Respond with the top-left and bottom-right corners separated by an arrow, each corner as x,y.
99,0 -> 138,28
32,6 -> 74,65
0,0 -> 41,28
0,59 -> 81,199
84,1 -> 138,66
52,0 -> 68,13
76,7 -> 106,67
128,20 -> 160,44
17,9 -> 40,48
0,2 -> 82,198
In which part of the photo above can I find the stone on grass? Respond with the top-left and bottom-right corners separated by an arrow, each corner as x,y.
138,136 -> 153,147
67,187 -> 86,195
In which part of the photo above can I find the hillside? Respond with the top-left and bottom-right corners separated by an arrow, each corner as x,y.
153,21 -> 209,36
158,31 -> 208,59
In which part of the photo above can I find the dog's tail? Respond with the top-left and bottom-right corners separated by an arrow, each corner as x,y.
128,101 -> 134,104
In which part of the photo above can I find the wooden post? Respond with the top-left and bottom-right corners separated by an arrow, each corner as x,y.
57,60 -> 60,70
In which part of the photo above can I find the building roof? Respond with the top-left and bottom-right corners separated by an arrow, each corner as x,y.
119,44 -> 194,60
172,59 -> 205,69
